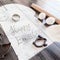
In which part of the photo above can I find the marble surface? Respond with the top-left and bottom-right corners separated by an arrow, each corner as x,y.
0,4 -> 57,60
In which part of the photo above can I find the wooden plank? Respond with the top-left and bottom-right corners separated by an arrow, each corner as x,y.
0,0 -> 15,6
1,46 -> 18,60
0,25 -> 18,60
0,0 -> 37,6
29,42 -> 60,60
31,3 -> 60,24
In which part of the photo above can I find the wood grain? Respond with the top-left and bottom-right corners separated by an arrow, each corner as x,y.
0,0 -> 37,6
30,42 -> 60,60
31,3 -> 60,24
0,46 -> 18,60
0,25 -> 18,60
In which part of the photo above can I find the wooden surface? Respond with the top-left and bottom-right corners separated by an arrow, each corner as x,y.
30,42 -> 60,60
31,3 -> 60,24
0,46 -> 18,60
36,0 -> 60,19
0,25 -> 18,60
0,0 -> 37,6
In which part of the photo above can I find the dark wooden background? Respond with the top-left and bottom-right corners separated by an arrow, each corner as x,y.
0,0 -> 60,60
0,0 -> 37,6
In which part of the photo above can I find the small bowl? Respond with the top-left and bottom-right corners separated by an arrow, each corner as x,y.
12,14 -> 20,22
46,17 -> 55,25
38,12 -> 46,20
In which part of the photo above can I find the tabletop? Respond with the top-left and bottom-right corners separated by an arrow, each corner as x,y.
0,4 -> 60,60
